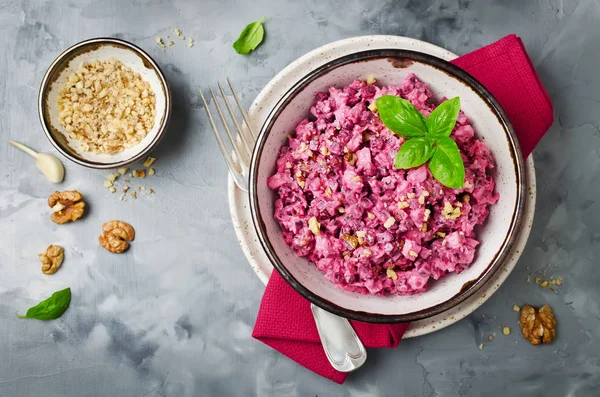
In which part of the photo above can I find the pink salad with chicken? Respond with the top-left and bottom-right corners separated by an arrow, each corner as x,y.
267,74 -> 499,296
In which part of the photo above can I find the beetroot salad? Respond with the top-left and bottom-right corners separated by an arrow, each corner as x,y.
267,74 -> 499,296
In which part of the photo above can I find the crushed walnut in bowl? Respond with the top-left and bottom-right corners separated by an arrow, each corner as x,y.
39,38 -> 171,169
57,58 -> 156,154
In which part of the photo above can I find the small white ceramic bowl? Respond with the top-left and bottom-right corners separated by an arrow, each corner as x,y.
39,38 -> 171,169
250,49 -> 526,323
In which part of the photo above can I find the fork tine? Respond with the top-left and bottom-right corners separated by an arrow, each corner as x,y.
209,87 -> 247,169
226,76 -> 257,140
200,90 -> 248,191
217,81 -> 253,160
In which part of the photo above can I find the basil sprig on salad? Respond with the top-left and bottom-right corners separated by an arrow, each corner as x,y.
375,95 -> 465,188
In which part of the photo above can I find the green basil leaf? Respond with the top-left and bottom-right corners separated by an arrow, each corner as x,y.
427,97 -> 461,138
428,137 -> 465,188
394,137 -> 436,169
17,287 -> 71,320
375,95 -> 428,137
233,17 -> 266,55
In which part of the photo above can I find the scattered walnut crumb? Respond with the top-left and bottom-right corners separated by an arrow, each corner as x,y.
187,37 -> 194,48
139,186 -> 146,192
118,167 -> 128,175
103,180 -> 113,188
407,193 -> 416,199
308,217 -> 320,235
503,327 -> 511,336
173,28 -> 182,37
148,168 -> 155,176
541,280 -> 549,288
122,185 -> 129,192
386,266 -> 398,280
383,217 -> 395,229
520,304 -> 557,345
168,40 -> 175,46
143,157 -> 156,167
442,202 -> 462,220
340,234 -> 359,249
478,343 -> 483,350
130,191 -> 137,199
338,207 -> 345,214
149,188 -> 155,194
488,334 -> 493,341
156,37 -> 166,50
109,187 -> 116,193
132,169 -> 146,178
366,75 -> 376,85
367,102 -> 377,112
513,305 -> 521,312
398,201 -> 409,209
119,193 -> 126,201
418,195 -> 425,205
344,152 -> 358,165
423,209 -> 431,222
356,230 -> 366,244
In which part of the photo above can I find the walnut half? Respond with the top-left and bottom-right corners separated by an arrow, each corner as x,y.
520,304 -> 557,345
39,245 -> 64,275
99,220 -> 135,253
48,190 -> 86,224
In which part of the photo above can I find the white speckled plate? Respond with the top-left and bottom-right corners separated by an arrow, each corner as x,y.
228,35 -> 536,337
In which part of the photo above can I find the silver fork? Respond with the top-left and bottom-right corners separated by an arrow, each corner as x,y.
200,78 -> 367,373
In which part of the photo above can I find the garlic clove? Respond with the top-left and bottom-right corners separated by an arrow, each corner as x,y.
36,154 -> 65,183
8,141 -> 65,183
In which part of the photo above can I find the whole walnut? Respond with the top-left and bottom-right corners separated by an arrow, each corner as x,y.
520,304 -> 557,345
99,220 -> 135,253
48,190 -> 86,224
38,245 -> 64,275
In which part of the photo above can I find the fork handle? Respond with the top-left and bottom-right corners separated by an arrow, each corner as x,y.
310,303 -> 367,372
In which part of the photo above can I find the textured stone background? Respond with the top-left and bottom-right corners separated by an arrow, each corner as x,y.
0,0 -> 599,396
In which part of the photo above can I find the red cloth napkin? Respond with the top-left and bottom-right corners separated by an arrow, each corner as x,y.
451,34 -> 554,157
252,34 -> 554,384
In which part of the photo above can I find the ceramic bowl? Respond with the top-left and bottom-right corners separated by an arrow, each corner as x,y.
250,49 -> 526,323
38,37 -> 171,169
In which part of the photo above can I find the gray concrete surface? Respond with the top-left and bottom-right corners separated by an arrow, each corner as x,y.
0,0 -> 598,396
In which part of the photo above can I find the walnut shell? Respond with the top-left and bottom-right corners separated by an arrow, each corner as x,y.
48,190 -> 86,224
520,304 -> 557,345
38,245 -> 64,275
99,220 -> 135,253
